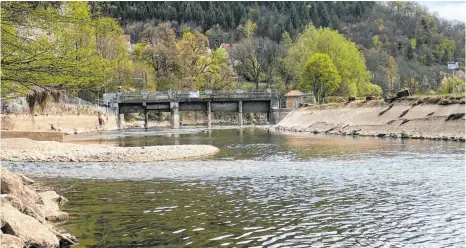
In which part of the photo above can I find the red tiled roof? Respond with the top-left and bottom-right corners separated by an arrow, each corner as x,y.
219,43 -> 230,50
285,90 -> 304,96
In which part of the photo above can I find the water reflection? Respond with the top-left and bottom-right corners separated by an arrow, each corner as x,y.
6,128 -> 465,247
41,158 -> 464,247
67,128 -> 465,161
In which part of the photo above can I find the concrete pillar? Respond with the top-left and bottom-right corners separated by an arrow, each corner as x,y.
238,100 -> 243,126
170,102 -> 180,129
207,101 -> 212,129
270,108 -> 280,125
118,113 -> 124,129
144,109 -> 148,129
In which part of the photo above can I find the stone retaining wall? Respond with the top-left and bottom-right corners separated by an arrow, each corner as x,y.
2,131 -> 64,142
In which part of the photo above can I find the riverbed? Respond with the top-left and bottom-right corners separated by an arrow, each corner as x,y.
2,128 -> 465,247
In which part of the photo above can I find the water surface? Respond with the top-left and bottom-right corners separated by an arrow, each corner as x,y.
3,128 -> 465,247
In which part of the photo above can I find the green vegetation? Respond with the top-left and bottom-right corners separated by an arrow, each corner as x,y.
438,76 -> 466,95
299,53 -> 341,104
287,26 -> 381,98
1,2 -> 464,104
1,2 -> 151,100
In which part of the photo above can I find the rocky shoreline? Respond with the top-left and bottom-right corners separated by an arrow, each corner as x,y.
1,138 -> 219,162
1,167 -> 77,247
275,102 -> 465,142
273,124 -> 466,142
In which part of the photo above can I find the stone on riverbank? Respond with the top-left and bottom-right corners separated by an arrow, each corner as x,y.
1,138 -> 219,162
1,202 -> 60,247
0,168 -> 77,247
1,234 -> 25,248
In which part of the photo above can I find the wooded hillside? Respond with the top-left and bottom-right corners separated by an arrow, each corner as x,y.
94,1 -> 465,95
2,2 -> 464,104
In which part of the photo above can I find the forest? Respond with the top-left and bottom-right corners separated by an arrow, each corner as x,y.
1,1 -> 464,104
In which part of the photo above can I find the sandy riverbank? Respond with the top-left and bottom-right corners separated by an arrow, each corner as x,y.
1,138 -> 219,162
275,101 -> 465,141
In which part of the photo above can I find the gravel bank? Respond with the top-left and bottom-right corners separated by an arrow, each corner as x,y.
1,138 -> 219,162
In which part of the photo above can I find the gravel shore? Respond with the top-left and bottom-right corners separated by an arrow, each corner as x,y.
1,138 -> 219,162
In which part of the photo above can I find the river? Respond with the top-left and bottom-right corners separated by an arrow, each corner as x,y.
3,128 -> 465,247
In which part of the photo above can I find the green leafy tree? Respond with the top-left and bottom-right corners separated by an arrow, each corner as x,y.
280,31 -> 292,49
438,76 -> 465,94
1,2 -> 105,97
286,25 -> 374,97
237,19 -> 256,39
176,30 -> 210,90
1,2 -> 146,100
94,17 -> 133,92
299,53 -> 341,104
204,48 -> 236,90
371,35 -> 382,49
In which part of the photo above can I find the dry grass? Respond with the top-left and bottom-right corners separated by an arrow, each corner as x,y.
25,90 -> 62,122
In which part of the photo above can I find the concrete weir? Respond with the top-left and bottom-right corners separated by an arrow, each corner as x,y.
115,90 -> 280,129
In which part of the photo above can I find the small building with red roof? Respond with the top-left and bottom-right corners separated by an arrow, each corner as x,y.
285,90 -> 308,109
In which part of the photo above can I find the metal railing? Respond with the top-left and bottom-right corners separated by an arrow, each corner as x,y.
113,89 -> 279,102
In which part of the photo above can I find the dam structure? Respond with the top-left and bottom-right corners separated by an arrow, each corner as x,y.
112,90 -> 280,129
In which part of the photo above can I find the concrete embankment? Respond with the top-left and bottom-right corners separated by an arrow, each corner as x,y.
276,102 -> 465,141
1,114 -> 119,134
1,138 -> 219,162
1,167 -> 77,247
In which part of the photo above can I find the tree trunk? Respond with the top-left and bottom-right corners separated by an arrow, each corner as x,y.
313,89 -> 320,105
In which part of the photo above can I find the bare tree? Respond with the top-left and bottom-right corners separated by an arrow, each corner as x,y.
230,37 -> 284,89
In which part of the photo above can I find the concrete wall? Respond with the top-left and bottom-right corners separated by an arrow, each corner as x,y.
179,102 -> 207,112
2,131 -> 64,142
277,104 -> 465,139
273,109 -> 291,123
243,101 -> 270,113
146,103 -> 170,111
119,105 -> 145,114
211,102 -> 238,112
1,114 -> 119,133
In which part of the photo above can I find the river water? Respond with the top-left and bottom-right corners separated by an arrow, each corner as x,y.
3,128 -> 465,247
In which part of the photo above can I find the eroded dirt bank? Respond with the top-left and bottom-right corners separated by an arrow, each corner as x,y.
1,138 -> 219,162
276,102 -> 465,141
1,167 -> 77,247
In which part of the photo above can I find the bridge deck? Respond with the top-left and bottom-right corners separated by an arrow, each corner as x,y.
119,97 -> 273,104
114,90 -> 278,103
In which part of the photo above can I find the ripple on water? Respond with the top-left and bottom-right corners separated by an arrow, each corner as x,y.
11,152 -> 462,247
2,131 -> 464,247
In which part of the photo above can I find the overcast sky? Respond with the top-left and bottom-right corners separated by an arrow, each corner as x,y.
419,1 -> 465,22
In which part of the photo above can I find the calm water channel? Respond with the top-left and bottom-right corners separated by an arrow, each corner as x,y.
3,128 -> 465,247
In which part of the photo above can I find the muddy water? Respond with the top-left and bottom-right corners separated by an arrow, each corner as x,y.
3,128 -> 465,247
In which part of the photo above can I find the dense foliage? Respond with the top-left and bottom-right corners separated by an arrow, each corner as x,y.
300,53 -> 341,104
2,2 -> 464,104
1,2 -> 153,100
286,26 -> 381,97
97,1 -> 464,95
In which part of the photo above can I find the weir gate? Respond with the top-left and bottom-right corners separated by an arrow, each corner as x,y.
112,90 -> 280,129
